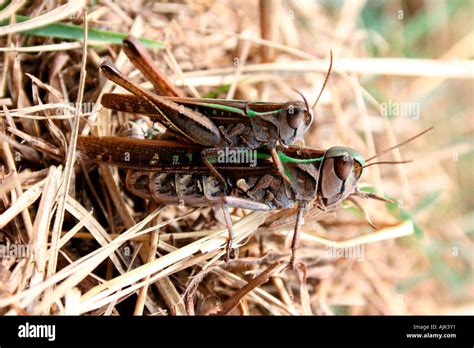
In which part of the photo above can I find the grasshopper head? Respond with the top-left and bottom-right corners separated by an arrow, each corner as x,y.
319,146 -> 365,207
279,101 -> 314,145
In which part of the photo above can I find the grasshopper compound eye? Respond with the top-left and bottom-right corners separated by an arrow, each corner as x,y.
320,146 -> 365,206
285,104 -> 308,129
333,156 -> 354,181
279,101 -> 314,144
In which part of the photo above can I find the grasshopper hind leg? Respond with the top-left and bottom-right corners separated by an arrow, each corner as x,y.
221,205 -> 238,261
289,205 -> 306,269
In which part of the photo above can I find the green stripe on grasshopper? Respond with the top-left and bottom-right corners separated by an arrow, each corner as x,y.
326,146 -> 366,167
199,102 -> 281,118
246,109 -> 281,118
256,150 -> 324,163
202,103 -> 247,116
277,151 -> 324,164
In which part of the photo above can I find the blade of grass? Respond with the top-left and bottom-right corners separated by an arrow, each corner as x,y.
0,0 -> 25,22
0,15 -> 164,48
0,1 -> 85,36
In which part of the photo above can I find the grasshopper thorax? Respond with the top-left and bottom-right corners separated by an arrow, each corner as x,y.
279,101 -> 313,145
319,146 -> 365,207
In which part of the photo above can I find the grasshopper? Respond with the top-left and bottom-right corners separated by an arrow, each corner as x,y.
76,127 -> 431,265
98,35 -> 333,187
87,36 -> 431,264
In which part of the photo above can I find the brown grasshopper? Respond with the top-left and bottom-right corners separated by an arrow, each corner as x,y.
76,127 -> 431,265
98,35 -> 333,187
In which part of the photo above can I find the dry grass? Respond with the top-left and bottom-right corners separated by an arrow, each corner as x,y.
0,0 -> 472,316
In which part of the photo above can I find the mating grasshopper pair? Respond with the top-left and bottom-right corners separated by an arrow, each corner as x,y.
77,36 -> 429,265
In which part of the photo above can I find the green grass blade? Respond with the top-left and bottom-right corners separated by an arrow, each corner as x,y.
0,0 -> 12,11
202,84 -> 231,98
0,15 -> 164,49
412,191 -> 440,215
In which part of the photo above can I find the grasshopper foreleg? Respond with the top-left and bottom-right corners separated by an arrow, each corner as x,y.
353,187 -> 393,203
201,148 -> 229,192
270,148 -> 292,185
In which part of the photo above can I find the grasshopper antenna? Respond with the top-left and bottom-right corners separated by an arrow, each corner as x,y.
292,88 -> 311,114
362,159 -> 412,169
311,50 -> 333,110
365,126 -> 434,162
